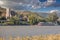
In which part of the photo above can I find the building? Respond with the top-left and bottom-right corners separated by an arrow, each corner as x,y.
6,8 -> 11,19
0,7 -> 16,20
0,7 -> 6,17
0,7 -> 7,20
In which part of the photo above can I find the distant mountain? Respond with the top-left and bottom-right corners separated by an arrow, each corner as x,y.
37,10 -> 60,18
16,11 -> 48,17
37,12 -> 49,18
16,10 -> 60,18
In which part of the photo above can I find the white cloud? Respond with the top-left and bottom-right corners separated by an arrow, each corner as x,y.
19,2 -> 23,5
43,0 -> 56,7
31,5 -> 41,9
0,1 -> 4,5
50,10 -> 59,13
47,0 -> 56,2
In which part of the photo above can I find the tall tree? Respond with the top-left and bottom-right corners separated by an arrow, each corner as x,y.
47,12 -> 58,22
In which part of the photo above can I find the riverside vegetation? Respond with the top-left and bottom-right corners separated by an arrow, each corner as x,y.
0,34 -> 60,40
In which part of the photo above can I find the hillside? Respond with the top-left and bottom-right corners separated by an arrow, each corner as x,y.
37,12 -> 48,18
6,11 -> 45,25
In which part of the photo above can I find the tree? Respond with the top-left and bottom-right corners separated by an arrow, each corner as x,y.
47,12 -> 58,22
8,15 -> 20,25
28,14 -> 42,25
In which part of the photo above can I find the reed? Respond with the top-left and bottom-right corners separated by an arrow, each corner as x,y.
0,34 -> 60,40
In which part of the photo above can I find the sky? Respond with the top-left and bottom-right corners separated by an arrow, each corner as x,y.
0,0 -> 60,12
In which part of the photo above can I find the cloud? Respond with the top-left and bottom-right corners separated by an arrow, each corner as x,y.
42,0 -> 56,7
0,0 -> 59,10
50,2 -> 60,7
50,10 -> 59,13
30,0 -> 56,9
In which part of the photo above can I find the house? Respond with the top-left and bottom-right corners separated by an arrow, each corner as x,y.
0,7 -> 16,20
0,7 -> 6,20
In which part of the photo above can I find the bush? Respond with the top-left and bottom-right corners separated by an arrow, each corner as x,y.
6,21 -> 14,25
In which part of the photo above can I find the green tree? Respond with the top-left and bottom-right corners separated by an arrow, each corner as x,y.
8,15 -> 20,25
46,12 -> 58,22
28,14 -> 42,25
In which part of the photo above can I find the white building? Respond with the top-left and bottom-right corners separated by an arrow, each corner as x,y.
6,8 -> 11,19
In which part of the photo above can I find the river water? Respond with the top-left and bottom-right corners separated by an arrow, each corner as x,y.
0,26 -> 60,39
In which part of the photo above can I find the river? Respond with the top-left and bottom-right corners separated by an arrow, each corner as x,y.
0,26 -> 60,37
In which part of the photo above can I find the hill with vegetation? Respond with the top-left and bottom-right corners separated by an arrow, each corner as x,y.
8,11 -> 45,25
0,10 -> 59,25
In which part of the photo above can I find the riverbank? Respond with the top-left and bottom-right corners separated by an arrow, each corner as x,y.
0,34 -> 60,40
